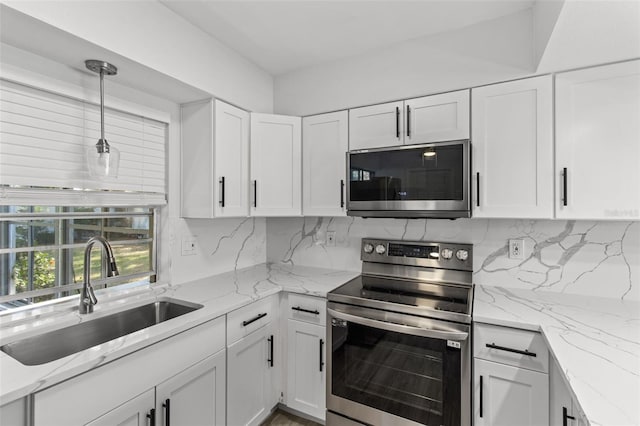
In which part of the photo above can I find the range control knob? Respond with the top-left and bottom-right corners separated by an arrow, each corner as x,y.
456,249 -> 469,261
375,244 -> 387,255
441,248 -> 453,259
363,243 -> 374,254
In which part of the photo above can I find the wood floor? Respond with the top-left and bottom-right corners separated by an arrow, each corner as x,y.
261,409 -> 322,426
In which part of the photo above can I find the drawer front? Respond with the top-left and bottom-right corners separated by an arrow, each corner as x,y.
227,295 -> 277,345
474,323 -> 549,373
287,294 -> 326,325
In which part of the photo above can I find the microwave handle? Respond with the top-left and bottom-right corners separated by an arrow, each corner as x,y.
328,308 -> 469,341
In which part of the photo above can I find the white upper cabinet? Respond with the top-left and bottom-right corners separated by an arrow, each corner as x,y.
250,113 -> 302,216
405,89 -> 470,144
555,60 -> 640,220
472,76 -> 553,218
349,101 -> 404,150
349,91 -> 470,151
302,111 -> 348,216
181,99 -> 250,218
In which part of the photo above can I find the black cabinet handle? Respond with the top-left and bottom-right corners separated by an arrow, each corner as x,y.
340,179 -> 345,208
486,343 -> 537,357
562,167 -> 568,206
219,176 -> 225,207
476,172 -> 480,207
319,339 -> 325,372
253,180 -> 257,208
268,335 -> 274,367
479,375 -> 483,418
242,312 -> 267,327
163,399 -> 170,426
292,306 -> 320,315
147,408 -> 156,426
563,406 -> 576,426
395,106 -> 400,139
406,105 -> 411,137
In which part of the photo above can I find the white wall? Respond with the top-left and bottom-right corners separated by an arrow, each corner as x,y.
274,9 -> 535,116
266,217 -> 640,301
1,0 -> 274,113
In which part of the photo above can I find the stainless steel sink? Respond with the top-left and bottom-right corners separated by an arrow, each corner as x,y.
0,298 -> 203,366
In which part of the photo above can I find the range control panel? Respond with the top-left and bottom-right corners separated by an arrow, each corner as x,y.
361,238 -> 473,271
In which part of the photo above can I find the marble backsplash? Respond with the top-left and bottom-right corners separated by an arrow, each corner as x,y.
266,217 -> 640,301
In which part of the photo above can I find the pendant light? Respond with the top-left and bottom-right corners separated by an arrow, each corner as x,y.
85,59 -> 120,178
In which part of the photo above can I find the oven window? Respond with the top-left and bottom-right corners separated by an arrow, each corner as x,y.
331,320 -> 461,425
349,144 -> 464,202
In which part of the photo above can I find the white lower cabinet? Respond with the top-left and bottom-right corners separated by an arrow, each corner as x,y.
474,358 -> 549,426
550,358 -> 588,426
85,389 -> 155,426
156,350 -> 226,426
286,319 -> 326,420
33,316 -> 226,426
227,319 -> 279,426
0,397 -> 27,426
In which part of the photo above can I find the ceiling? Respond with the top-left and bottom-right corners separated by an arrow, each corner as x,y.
160,0 -> 536,76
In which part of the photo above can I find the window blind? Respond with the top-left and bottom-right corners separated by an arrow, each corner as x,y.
0,79 -> 167,206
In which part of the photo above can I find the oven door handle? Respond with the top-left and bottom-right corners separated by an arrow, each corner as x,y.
327,308 -> 469,341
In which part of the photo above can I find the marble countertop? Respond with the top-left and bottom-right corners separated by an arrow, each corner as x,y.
0,263 -> 358,405
474,285 -> 640,426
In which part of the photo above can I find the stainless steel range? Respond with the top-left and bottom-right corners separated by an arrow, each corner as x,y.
326,238 -> 474,426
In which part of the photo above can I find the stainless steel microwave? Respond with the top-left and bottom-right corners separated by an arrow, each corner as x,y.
347,140 -> 471,218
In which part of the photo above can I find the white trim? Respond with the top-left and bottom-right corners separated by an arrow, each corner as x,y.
0,187 -> 166,207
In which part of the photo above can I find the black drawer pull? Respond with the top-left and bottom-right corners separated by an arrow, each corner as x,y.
486,342 -> 537,357
268,335 -> 274,367
479,375 -> 483,418
163,399 -> 171,426
319,339 -> 325,372
563,406 -> 576,426
292,306 -> 320,315
147,408 -> 156,426
242,312 -> 267,327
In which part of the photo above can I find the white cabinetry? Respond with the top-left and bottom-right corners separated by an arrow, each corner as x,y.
285,294 -> 327,421
0,397 -> 26,426
473,323 -> 549,426
85,389 -> 155,426
349,101 -> 404,149
302,111 -> 348,216
33,316 -> 226,426
227,295 -> 280,426
349,90 -> 469,150
471,76 -> 553,218
550,359 -> 588,426
555,60 -> 640,220
250,113 -> 302,216
405,90 -> 469,144
181,99 -> 250,218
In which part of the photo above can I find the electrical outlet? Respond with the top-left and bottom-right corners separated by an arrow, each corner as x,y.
509,239 -> 524,259
326,231 -> 336,247
181,236 -> 197,256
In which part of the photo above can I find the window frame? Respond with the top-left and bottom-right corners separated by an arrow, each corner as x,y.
0,207 -> 157,307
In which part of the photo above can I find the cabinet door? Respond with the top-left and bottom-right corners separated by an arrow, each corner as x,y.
156,349 -> 226,426
471,76 -> 553,218
1,398 -> 26,426
250,113 -> 302,216
302,111 -> 348,216
550,359 -> 574,426
214,100 -> 250,217
181,100 -> 215,218
227,326 -> 273,426
85,389 -> 155,426
349,101 -> 404,150
556,60 -> 640,220
405,89 -> 470,144
286,320 -> 326,420
474,358 -> 549,426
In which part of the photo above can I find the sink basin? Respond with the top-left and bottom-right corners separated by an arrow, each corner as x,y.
0,298 -> 203,366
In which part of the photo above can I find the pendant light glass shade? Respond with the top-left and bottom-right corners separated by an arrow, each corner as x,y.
85,60 -> 119,178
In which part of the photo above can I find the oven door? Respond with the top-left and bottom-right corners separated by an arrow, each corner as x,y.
327,302 -> 471,426
347,140 -> 470,218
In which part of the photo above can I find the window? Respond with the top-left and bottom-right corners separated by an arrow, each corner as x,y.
0,206 -> 156,309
